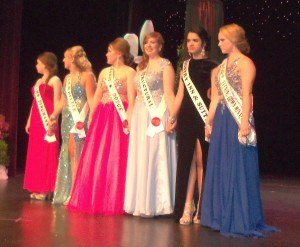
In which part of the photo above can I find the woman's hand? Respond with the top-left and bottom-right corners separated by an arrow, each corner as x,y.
205,124 -> 212,141
238,122 -> 250,137
25,122 -> 30,134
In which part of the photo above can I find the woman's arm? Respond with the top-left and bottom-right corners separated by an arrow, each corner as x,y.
125,67 -> 136,131
205,66 -> 219,139
82,71 -> 97,110
25,105 -> 33,134
163,63 -> 176,116
90,70 -> 105,121
239,57 -> 256,137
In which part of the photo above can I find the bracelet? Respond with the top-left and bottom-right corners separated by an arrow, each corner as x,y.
168,116 -> 176,124
204,123 -> 212,129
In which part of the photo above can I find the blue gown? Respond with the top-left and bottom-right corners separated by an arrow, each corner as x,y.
200,59 -> 278,237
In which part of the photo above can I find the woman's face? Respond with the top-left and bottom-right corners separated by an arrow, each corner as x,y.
186,32 -> 203,55
106,45 -> 120,65
144,37 -> 161,57
35,59 -> 46,74
63,51 -> 73,70
218,32 -> 234,54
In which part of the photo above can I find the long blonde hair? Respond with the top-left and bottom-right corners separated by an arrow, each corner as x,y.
67,45 -> 92,72
220,23 -> 250,54
138,32 -> 165,70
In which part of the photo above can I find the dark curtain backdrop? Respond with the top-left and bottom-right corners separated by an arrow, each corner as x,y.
0,0 -> 23,176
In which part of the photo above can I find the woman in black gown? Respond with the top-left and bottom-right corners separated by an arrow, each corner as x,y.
171,27 -> 218,224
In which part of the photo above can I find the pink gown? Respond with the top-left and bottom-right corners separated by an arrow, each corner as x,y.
24,83 -> 59,193
68,78 -> 129,215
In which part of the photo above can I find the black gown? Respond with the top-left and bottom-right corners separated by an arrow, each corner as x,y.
174,58 -> 218,222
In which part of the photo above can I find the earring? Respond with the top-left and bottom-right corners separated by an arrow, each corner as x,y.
188,52 -> 192,57
200,47 -> 205,57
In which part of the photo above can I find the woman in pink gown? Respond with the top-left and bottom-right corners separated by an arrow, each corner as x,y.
68,38 -> 136,214
24,52 -> 62,200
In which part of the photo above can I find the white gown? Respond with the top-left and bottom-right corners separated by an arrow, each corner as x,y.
124,58 -> 177,216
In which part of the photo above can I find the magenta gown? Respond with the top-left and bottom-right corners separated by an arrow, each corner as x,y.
24,83 -> 59,193
68,78 -> 129,215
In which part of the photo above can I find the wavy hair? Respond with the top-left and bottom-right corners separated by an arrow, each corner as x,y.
138,32 -> 165,70
220,23 -> 250,54
110,38 -> 134,66
67,45 -> 92,72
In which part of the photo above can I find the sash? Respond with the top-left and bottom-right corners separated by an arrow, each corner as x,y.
140,70 -> 167,137
182,59 -> 209,123
104,67 -> 129,134
66,75 -> 89,138
218,59 -> 257,146
34,82 -> 56,143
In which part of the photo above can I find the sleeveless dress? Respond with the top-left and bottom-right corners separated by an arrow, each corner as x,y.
68,75 -> 129,215
124,58 -> 177,216
24,82 -> 59,193
173,58 -> 218,222
200,59 -> 278,237
53,75 -> 88,204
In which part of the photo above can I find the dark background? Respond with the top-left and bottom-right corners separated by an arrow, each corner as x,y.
18,0 -> 299,175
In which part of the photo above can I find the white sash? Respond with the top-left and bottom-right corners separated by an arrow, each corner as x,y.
218,59 -> 257,146
66,75 -> 89,138
140,70 -> 167,137
104,67 -> 129,134
34,82 -> 56,143
182,59 -> 209,123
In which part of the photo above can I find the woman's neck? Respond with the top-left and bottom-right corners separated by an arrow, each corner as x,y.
192,51 -> 207,60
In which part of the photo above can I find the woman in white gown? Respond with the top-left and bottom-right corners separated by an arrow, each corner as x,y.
124,32 -> 177,217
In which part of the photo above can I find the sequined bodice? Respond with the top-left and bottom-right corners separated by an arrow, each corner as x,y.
63,78 -> 87,111
101,79 -> 128,103
217,59 -> 242,103
135,58 -> 170,105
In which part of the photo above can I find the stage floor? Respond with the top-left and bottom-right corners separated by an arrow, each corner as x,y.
0,175 -> 299,247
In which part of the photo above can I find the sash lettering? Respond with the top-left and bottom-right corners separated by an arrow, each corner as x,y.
182,59 -> 209,123
66,75 -> 89,138
104,67 -> 129,134
140,70 -> 167,137
34,81 -> 56,143
218,59 -> 257,146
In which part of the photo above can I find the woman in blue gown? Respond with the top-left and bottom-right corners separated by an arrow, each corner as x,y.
201,23 -> 278,237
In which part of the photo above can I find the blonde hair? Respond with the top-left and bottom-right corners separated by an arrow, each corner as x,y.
220,23 -> 250,54
138,32 -> 165,70
38,52 -> 58,84
67,45 -> 92,72
110,38 -> 133,66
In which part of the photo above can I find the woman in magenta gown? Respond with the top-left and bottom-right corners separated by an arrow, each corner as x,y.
24,52 -> 62,200
68,38 -> 135,214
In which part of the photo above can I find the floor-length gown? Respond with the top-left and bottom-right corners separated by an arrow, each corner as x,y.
68,78 -> 129,214
124,58 -> 177,217
173,58 -> 218,222
24,82 -> 59,193
200,59 -> 278,237
53,76 -> 88,204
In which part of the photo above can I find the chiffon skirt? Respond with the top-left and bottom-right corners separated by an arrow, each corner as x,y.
124,99 -> 177,216
201,104 -> 278,237
68,102 -> 129,215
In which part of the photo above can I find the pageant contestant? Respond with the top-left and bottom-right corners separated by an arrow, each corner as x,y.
201,23 -> 278,237
124,32 -> 177,217
171,27 -> 218,224
52,46 -> 96,204
24,52 -> 62,200
68,38 -> 135,214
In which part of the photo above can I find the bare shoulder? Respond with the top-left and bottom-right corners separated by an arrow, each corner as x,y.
126,66 -> 136,76
81,71 -> 96,81
239,55 -> 255,71
49,76 -> 62,86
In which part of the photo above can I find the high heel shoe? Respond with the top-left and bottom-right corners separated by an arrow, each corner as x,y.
63,195 -> 71,206
193,199 -> 200,224
179,201 -> 196,225
34,194 -> 46,200
30,193 -> 37,199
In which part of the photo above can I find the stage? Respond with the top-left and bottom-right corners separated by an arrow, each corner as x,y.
0,175 -> 299,247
